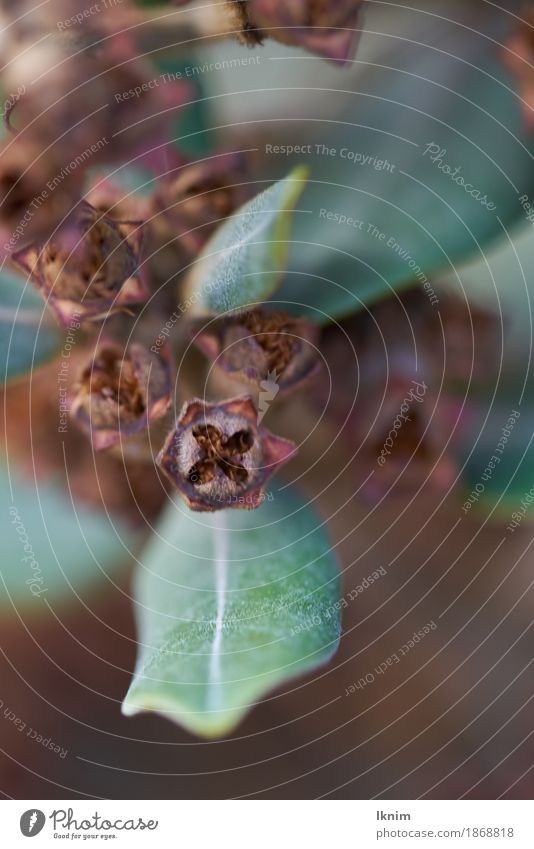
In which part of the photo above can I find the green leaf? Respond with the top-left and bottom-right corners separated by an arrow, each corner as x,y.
0,270 -> 61,384
186,166 -> 308,316
278,53 -> 534,322
123,485 -> 341,738
0,463 -> 138,612
199,5 -> 534,322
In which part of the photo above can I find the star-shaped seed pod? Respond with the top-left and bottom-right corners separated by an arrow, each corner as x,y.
70,343 -> 172,451
12,201 -> 148,327
230,0 -> 363,63
151,154 -> 249,255
157,396 -> 296,511
1,347 -> 170,524
191,308 -> 321,394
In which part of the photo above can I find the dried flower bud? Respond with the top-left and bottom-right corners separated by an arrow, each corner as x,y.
232,0 -> 363,63
1,351 -> 169,524
157,396 -> 295,511
151,154 -> 249,255
192,308 -> 321,393
12,202 -> 148,326
70,343 -> 172,451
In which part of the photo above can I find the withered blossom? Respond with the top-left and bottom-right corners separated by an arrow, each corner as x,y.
151,154 -> 249,255
1,352 -> 169,524
12,202 -> 148,327
70,342 -> 172,452
191,308 -> 321,393
229,0 -> 363,63
157,396 -> 296,511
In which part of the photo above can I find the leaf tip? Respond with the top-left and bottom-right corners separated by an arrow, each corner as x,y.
121,691 -> 246,739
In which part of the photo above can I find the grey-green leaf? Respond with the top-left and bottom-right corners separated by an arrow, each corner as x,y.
0,270 -> 61,384
1,463 -> 138,611
186,166 -> 308,316
200,3 -> 534,322
278,56 -> 534,323
123,485 -> 341,738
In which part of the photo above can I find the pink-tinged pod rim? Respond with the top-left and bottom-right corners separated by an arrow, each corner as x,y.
156,396 -> 297,511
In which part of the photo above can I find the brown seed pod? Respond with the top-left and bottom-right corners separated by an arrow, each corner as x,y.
12,201 -> 148,327
70,342 -> 172,451
230,0 -> 363,62
156,396 -> 296,511
1,351 -> 169,525
191,307 -> 321,394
